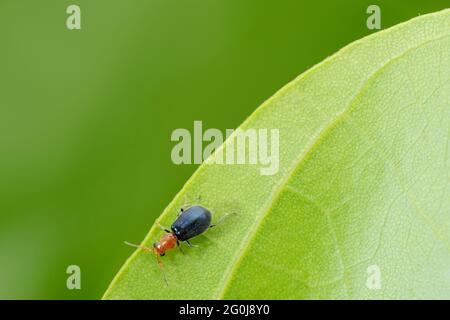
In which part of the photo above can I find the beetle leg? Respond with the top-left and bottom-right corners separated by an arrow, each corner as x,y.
178,195 -> 191,216
156,222 -> 171,233
177,240 -> 185,255
178,194 -> 202,216
155,255 -> 168,286
186,240 -> 199,248
210,212 -> 235,228
177,207 -> 185,217
178,205 -> 189,217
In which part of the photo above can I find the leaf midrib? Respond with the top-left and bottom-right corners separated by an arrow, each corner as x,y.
215,33 -> 450,299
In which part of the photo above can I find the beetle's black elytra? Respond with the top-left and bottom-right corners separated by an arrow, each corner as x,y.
171,205 -> 212,241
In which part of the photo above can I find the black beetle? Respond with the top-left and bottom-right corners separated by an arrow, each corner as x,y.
171,205 -> 212,242
124,204 -> 224,284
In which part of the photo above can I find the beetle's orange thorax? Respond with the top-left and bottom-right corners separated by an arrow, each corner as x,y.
153,233 -> 177,256
161,233 -> 177,249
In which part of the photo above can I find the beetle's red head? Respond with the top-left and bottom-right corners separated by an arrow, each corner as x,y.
153,242 -> 165,256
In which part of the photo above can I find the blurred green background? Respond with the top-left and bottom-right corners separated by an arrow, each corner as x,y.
0,0 -> 448,299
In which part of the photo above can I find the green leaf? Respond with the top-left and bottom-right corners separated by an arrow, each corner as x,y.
103,10 -> 450,299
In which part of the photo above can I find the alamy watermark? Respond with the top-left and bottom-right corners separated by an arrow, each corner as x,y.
66,265 -> 81,290
366,264 -> 381,290
171,121 -> 279,176
366,5 -> 381,30
66,5 -> 81,30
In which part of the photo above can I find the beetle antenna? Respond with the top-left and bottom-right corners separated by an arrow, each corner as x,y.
124,241 -> 152,252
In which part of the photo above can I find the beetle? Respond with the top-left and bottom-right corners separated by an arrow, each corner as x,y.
154,205 -> 213,255
125,204 -> 226,284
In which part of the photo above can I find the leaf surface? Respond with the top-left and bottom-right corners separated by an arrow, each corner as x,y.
104,10 -> 450,299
